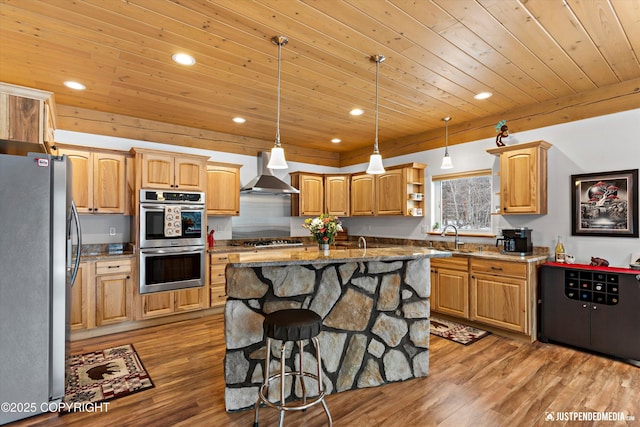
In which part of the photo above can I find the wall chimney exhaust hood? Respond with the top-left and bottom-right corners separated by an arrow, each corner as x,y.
240,151 -> 299,194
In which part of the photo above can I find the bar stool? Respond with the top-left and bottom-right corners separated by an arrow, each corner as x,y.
254,308 -> 332,427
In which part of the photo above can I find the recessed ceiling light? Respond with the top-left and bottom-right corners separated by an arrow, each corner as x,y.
232,117 -> 246,123
474,92 -> 492,100
350,108 -> 364,116
172,53 -> 196,66
331,138 -> 341,143
63,81 -> 86,90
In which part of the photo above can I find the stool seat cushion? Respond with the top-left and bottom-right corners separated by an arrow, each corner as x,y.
264,309 -> 322,341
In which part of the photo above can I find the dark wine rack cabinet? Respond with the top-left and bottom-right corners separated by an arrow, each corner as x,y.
539,263 -> 640,363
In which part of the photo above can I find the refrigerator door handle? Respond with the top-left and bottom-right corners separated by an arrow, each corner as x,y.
69,200 -> 82,286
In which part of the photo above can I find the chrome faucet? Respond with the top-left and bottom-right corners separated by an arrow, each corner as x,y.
358,236 -> 367,251
441,224 -> 461,250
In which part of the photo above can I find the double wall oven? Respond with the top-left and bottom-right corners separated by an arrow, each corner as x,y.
139,189 -> 205,294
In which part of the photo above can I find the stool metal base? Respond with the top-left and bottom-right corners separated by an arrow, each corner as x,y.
254,336 -> 332,427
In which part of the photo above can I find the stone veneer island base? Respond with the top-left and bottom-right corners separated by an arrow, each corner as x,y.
223,247 -> 450,412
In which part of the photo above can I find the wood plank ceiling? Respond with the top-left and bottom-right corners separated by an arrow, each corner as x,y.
1,0 -> 639,166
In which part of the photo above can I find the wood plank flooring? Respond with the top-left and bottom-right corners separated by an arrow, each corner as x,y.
8,314 -> 640,427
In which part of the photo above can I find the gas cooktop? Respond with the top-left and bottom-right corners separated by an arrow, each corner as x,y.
243,239 -> 304,248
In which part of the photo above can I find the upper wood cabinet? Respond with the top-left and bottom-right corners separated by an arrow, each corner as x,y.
377,163 -> 425,216
290,172 -> 324,216
376,168 -> 404,215
487,141 -> 551,214
0,82 -> 56,153
132,148 -> 207,191
58,148 -> 127,214
350,173 -> 375,216
207,162 -> 241,215
324,174 -> 350,216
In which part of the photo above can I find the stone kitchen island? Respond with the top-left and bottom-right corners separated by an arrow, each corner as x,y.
223,246 -> 450,412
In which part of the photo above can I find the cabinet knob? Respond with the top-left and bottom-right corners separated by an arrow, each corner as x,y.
582,303 -> 588,308
126,275 -> 130,279
592,305 -> 597,310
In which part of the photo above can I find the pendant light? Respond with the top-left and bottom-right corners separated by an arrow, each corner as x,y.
366,54 -> 386,174
267,36 -> 289,169
440,116 -> 453,169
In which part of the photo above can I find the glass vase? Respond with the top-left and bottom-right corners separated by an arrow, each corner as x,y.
318,243 -> 330,255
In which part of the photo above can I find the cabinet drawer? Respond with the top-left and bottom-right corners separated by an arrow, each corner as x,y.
471,258 -> 526,278
431,256 -> 469,271
210,285 -> 227,308
210,264 -> 226,285
95,259 -> 132,275
210,253 -> 231,264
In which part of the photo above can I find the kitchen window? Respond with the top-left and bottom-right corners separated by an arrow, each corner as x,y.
431,170 -> 492,233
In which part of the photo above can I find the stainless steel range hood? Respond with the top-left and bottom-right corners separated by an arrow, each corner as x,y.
240,151 -> 299,194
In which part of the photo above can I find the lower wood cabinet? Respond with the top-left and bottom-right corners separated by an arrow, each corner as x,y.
95,259 -> 133,326
430,257 -> 470,319
430,255 -> 542,340
70,258 -> 133,331
210,252 -> 235,308
470,258 -> 527,333
140,288 -> 207,319
70,261 -> 90,331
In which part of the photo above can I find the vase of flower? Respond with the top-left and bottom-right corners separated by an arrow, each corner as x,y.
320,243 -> 330,255
303,214 -> 343,255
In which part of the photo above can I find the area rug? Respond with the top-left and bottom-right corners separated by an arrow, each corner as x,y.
62,344 -> 153,412
430,317 -> 490,345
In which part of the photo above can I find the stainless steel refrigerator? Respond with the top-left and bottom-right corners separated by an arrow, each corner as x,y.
0,153 -> 81,424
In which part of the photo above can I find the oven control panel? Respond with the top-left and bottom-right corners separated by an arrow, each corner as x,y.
141,190 -> 204,204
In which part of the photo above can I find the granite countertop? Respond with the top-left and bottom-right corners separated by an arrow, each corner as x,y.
211,239 -> 550,264
442,249 -> 549,263
226,246 -> 452,267
76,243 -> 135,261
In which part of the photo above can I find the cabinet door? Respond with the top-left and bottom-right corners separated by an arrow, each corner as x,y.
434,268 -> 469,318
61,149 -> 93,213
325,175 -> 350,216
141,292 -> 174,318
350,173 -> 375,216
93,153 -> 125,213
299,174 -> 324,215
174,157 -> 206,191
376,169 -> 403,215
500,147 -> 544,214
141,152 -> 174,189
471,273 -> 526,332
0,94 -> 41,143
207,165 -> 240,215
95,273 -> 131,326
70,262 -> 89,330
175,288 -> 204,312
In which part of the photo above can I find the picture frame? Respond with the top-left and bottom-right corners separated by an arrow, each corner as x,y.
571,169 -> 638,237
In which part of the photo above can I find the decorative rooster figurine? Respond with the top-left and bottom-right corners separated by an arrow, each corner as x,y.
495,119 -> 508,146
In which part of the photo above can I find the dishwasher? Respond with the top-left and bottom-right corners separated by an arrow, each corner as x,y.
539,262 -> 640,364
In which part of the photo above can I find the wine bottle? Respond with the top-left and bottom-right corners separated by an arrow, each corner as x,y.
555,236 -> 565,263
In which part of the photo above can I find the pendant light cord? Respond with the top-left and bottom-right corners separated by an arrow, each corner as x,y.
275,39 -> 282,147
444,119 -> 449,155
374,57 -> 380,154
371,54 -> 385,154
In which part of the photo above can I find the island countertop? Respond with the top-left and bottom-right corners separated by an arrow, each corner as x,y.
226,246 -> 452,267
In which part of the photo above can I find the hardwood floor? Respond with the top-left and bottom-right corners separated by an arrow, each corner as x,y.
9,314 -> 639,427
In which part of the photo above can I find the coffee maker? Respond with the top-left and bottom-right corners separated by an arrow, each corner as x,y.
496,228 -> 533,255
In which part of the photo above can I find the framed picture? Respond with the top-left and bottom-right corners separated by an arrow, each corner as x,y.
571,169 -> 638,237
